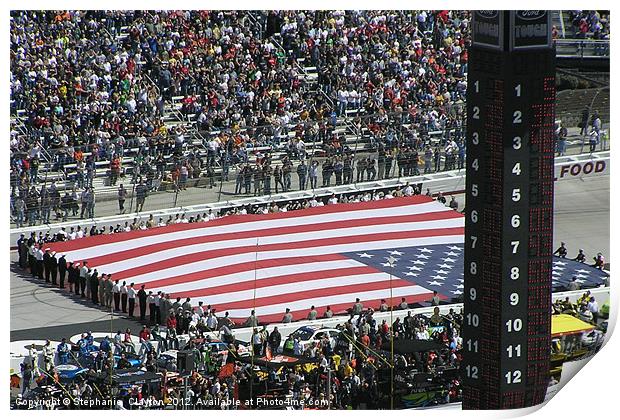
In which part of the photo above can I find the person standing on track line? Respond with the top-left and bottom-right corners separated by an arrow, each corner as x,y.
127,283 -> 137,318
43,248 -> 51,283
58,254 -> 66,289
49,251 -> 58,285
118,184 -> 128,214
138,285 -> 147,321
121,281 -> 128,313
113,280 -> 121,312
103,275 -> 113,309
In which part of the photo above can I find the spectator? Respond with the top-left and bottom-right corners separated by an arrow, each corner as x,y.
587,297 -> 599,323
282,308 -> 293,323
307,306 -> 318,320
573,249 -> 586,263
117,184 -> 128,214
449,196 -> 458,211
399,297 -> 409,310
592,252 -> 605,269
568,276 -> 580,291
554,242 -> 568,258
352,298 -> 363,315
135,181 -> 148,213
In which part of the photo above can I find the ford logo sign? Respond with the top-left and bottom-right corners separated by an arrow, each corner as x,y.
516,10 -> 546,20
476,10 -> 499,18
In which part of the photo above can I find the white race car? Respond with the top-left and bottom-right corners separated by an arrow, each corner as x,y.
286,326 -> 340,351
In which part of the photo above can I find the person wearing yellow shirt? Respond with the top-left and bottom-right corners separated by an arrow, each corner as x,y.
343,361 -> 353,378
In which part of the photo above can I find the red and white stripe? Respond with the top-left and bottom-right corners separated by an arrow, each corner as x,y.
49,196 -> 464,323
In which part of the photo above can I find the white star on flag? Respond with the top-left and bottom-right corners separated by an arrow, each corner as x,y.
431,275 -> 447,280
409,266 -> 423,272
419,248 -> 434,253
554,267 -> 565,271
381,262 -> 395,267
575,273 -> 588,279
457,279 -> 464,283
456,284 -> 464,289
428,280 -> 444,286
554,261 -> 567,266
448,246 -> 463,251
409,261 -> 426,266
384,256 -> 400,262
416,254 -> 430,259
404,272 -> 419,277
575,269 -> 590,274
434,269 -> 450,275
552,281 -> 558,285
444,251 -> 459,257
452,290 -> 463,295
575,279 -> 586,284
442,257 -> 457,263
358,253 -> 373,258
389,250 -> 404,256
438,264 -> 454,269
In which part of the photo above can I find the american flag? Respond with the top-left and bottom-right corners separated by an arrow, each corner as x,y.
550,258 -> 609,290
47,196 -> 607,323
344,247 -> 609,308
47,196 -> 462,323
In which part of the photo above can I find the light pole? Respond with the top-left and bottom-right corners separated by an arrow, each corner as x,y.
328,365 -> 332,409
386,255 -> 396,410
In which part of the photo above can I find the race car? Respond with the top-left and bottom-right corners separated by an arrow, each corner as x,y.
581,329 -> 605,351
285,326 -> 340,351
55,364 -> 89,383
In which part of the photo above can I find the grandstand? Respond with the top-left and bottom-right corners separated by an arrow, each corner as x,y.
556,87 -> 610,128
10,11 -> 470,221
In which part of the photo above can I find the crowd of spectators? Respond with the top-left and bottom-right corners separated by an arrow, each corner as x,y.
10,10 -> 471,229
567,10 -> 611,40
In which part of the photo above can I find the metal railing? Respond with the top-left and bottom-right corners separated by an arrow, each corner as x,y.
556,86 -> 609,130
9,151 -> 610,243
555,39 -> 610,58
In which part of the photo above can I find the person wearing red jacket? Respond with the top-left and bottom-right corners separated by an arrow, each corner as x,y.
167,314 -> 177,331
110,155 -> 121,186
139,325 -> 151,342
166,314 -> 179,350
